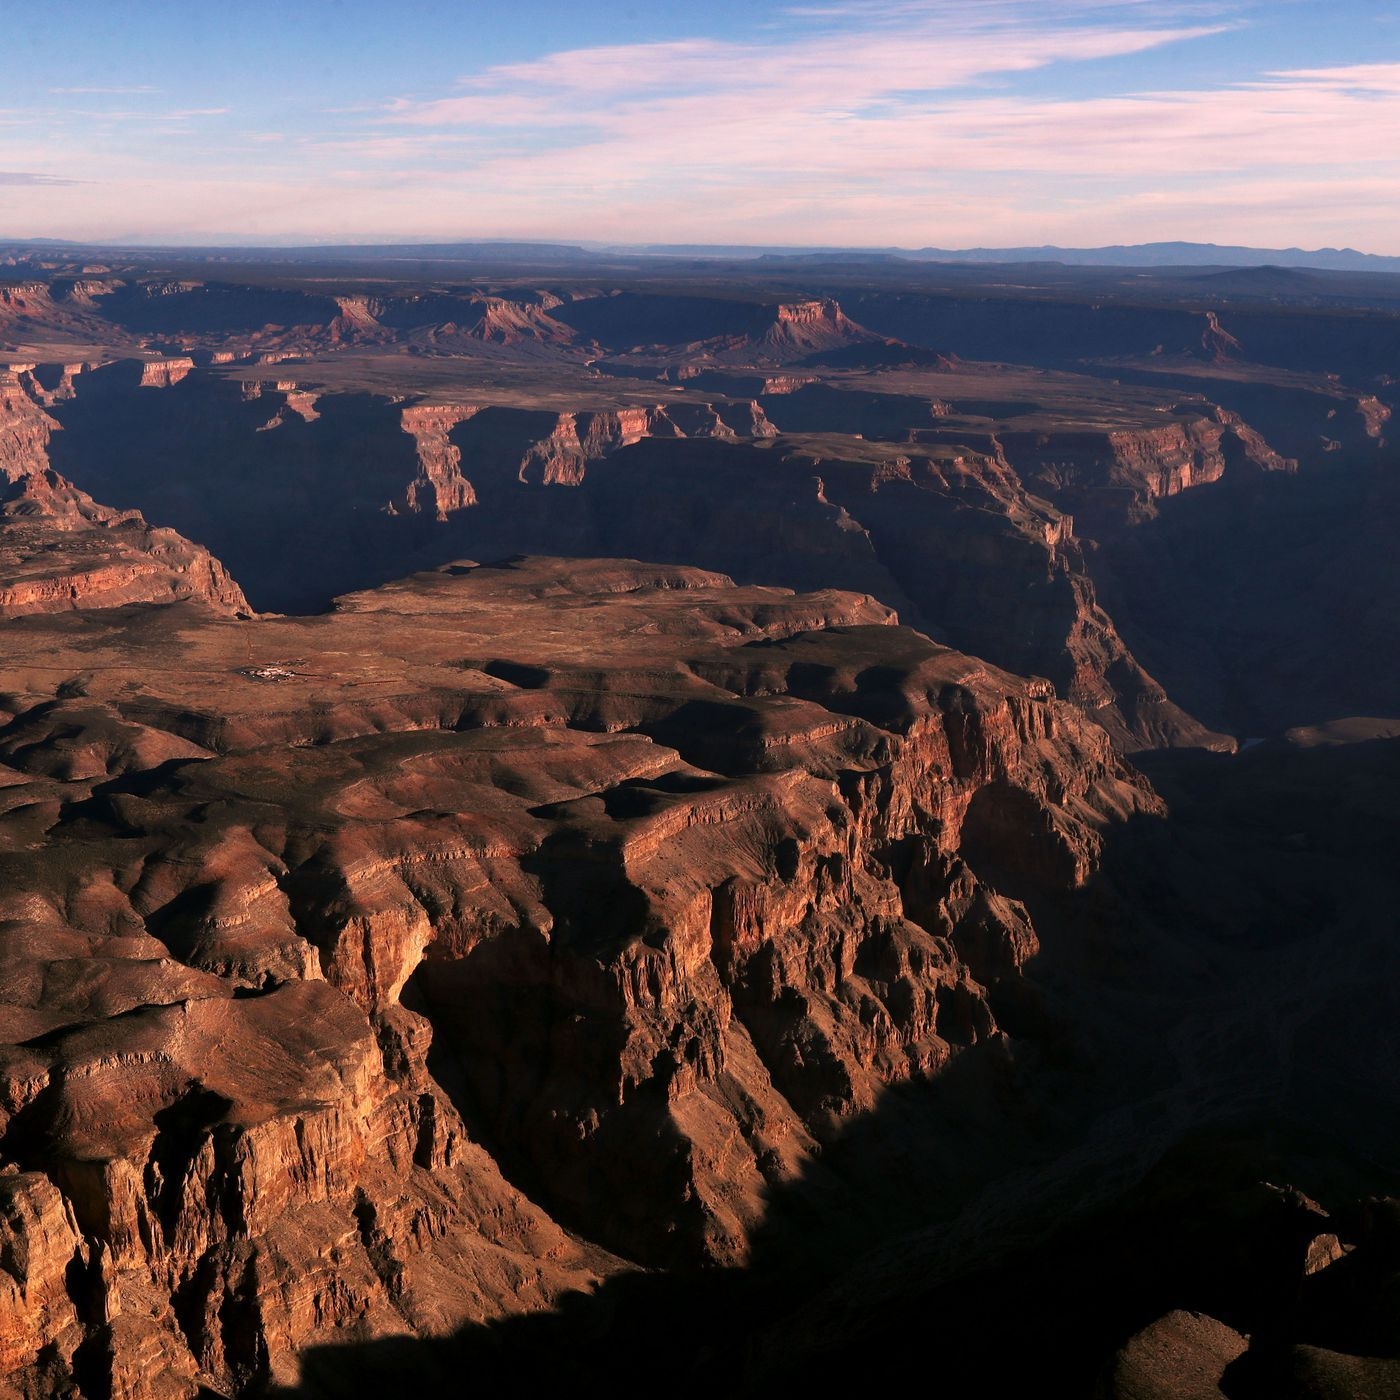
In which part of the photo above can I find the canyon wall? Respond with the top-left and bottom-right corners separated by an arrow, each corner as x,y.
0,371 -> 249,618
0,553 -> 1157,1395
20,359 -> 1255,748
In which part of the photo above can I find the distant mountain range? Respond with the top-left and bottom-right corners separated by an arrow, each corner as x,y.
903,242 -> 1400,272
648,241 -> 1400,273
4,237 -> 1399,275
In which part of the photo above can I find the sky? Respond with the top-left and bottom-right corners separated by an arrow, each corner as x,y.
1,0 -> 1398,251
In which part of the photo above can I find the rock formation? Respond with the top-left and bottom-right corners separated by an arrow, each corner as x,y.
0,250 -> 1397,1397
10,264 -> 1388,748
0,372 -> 250,618
0,539 -> 1158,1394
10,357 -> 1238,747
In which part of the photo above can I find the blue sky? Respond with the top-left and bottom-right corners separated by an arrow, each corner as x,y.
2,0 -> 1398,250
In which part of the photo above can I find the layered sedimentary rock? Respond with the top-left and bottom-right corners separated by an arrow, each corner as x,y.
0,545 -> 1157,1394
516,407 -> 680,484
0,255 -> 1396,1398
756,435 -> 1227,749
397,406 -> 479,518
965,409 -> 1291,532
754,298 -> 881,358
10,267 -> 1378,747
14,357 -> 1233,746
551,293 -> 885,365
331,291 -> 578,351
0,372 -> 250,618
1,276 -> 582,358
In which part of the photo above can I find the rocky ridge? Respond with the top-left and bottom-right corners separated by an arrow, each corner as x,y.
0,257 -> 1397,1398
0,537 -> 1157,1394
9,354 -> 1255,747
0,372 -> 250,618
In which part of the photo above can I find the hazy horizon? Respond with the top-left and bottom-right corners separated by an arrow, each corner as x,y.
3,234 -> 1398,260
2,0 -> 1398,252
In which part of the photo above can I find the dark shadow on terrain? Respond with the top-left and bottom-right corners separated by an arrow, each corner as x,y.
846,288 -> 1400,381
264,738 -> 1400,1398
549,291 -> 772,345
41,359 -> 1396,745
45,369 -> 438,613
99,283 -> 342,335
1089,450 -> 1400,737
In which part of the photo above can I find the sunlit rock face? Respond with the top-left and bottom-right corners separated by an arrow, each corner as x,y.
0,540 -> 1158,1393
0,254 -> 1398,1396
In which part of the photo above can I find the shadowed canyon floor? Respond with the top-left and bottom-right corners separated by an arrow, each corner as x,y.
0,250 -> 1398,1398
4,253 -> 1396,747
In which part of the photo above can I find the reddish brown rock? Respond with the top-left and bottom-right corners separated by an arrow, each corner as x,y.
989,409 -> 1292,533
0,552 -> 1157,1387
516,407 -> 679,484
1100,1311 -> 1247,1399
0,1172 -> 86,1379
0,373 -> 250,619
6,328 -> 1277,747
398,404 -> 480,518
755,298 -> 882,359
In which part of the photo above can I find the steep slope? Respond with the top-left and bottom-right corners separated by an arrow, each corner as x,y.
760,435 -> 1225,750
0,278 -> 582,360
28,361 -> 1226,747
1,259 -> 1398,1400
377,291 -> 577,350
753,298 -> 882,358
553,293 -> 884,365
0,554 -> 1157,1395
0,371 -> 250,617
8,272 -> 1393,750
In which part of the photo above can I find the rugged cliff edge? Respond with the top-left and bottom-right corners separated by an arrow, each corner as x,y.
16,357 -> 1253,747
0,547 -> 1156,1396
8,263 -> 1376,750
0,372 -> 250,619
1,259 -> 1397,1399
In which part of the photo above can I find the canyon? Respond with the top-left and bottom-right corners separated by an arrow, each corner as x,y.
0,246 -> 1397,1398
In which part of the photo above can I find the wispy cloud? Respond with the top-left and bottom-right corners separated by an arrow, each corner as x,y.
2,0 -> 1396,252
48,85 -> 159,95
385,19 -> 1225,131
292,0 -> 1388,250
780,0 -> 1235,18
62,106 -> 229,121
0,171 -> 85,186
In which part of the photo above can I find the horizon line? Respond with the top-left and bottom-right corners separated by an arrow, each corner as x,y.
3,234 -> 1398,261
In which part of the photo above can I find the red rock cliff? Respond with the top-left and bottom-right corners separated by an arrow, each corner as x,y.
0,372 -> 251,618
0,556 -> 1158,1394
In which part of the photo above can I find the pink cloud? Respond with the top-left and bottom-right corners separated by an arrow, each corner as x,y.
4,4 -> 1398,252
385,22 -> 1227,130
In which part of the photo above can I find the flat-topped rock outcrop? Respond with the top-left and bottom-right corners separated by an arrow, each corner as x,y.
0,552 -> 1156,1393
